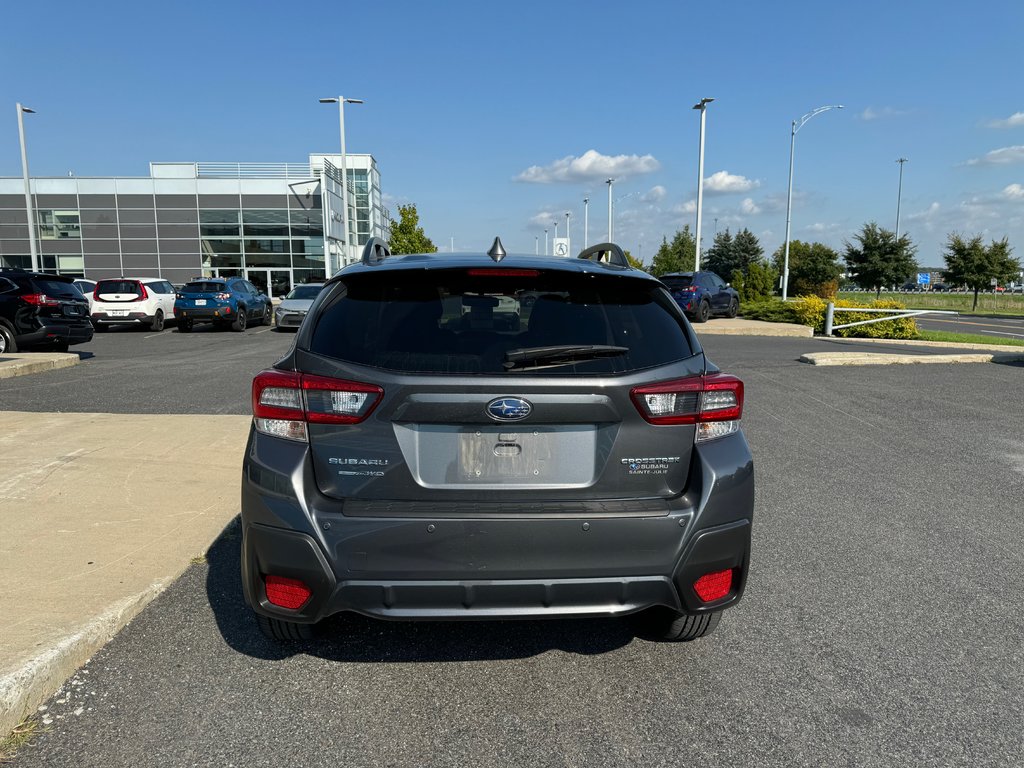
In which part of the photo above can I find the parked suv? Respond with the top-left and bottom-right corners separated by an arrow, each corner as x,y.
241,240 -> 754,643
174,277 -> 271,332
91,277 -> 177,332
0,269 -> 93,353
660,271 -> 739,323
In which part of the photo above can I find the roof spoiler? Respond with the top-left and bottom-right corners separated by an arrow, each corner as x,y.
577,242 -> 629,268
361,237 -> 392,266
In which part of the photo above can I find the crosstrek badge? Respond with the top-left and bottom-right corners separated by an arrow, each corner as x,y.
621,456 -> 681,475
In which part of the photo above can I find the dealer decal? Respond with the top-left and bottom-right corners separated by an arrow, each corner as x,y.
621,456 -> 681,476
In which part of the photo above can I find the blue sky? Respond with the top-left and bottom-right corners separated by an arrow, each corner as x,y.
2,0 -> 1023,267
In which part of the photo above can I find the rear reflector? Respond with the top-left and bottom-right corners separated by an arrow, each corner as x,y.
264,575 -> 312,609
251,369 -> 383,441
693,568 -> 734,602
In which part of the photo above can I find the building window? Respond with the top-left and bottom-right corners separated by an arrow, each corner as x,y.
38,210 -> 81,239
200,238 -> 243,268
289,210 -> 323,237
200,210 -> 241,237
242,210 -> 290,237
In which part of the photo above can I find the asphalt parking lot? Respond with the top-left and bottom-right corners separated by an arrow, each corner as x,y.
6,332 -> 1023,766
915,312 -> 1024,341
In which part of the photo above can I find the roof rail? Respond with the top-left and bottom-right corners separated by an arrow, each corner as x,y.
361,237 -> 392,266
577,242 -> 630,268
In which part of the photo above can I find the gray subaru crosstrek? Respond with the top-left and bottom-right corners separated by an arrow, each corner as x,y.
241,239 -> 754,642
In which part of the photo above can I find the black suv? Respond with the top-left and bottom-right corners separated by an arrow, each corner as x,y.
241,240 -> 754,643
660,271 -> 739,323
0,269 -> 93,353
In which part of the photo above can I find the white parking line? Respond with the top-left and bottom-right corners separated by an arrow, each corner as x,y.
980,330 -> 1024,338
252,327 -> 273,334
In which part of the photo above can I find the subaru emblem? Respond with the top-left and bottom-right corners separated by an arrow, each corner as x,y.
486,397 -> 532,421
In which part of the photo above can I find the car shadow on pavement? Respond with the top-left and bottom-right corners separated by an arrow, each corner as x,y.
206,517 -> 637,663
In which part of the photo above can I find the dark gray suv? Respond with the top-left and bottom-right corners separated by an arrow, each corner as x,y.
241,239 -> 754,642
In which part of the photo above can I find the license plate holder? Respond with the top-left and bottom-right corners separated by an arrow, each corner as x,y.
195,299 -> 207,306
458,429 -> 551,481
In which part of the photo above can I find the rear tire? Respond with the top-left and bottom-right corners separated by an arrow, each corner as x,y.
726,298 -> 739,318
178,317 -> 193,333
232,308 -> 248,332
150,310 -> 164,332
693,300 -> 711,323
255,612 -> 319,642
633,608 -> 722,642
0,323 -> 18,354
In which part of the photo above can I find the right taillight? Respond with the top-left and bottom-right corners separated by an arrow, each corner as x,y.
251,369 -> 383,442
630,374 -> 744,442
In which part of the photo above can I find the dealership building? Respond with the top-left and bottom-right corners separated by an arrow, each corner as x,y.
0,153 -> 390,299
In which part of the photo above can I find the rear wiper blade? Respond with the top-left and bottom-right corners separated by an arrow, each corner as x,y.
503,344 -> 628,369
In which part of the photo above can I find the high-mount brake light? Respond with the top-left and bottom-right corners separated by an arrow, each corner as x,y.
630,374 -> 744,441
251,370 -> 383,441
466,269 -> 540,277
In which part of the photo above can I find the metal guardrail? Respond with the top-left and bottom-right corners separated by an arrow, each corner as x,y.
824,302 -> 958,336
196,162 -> 313,179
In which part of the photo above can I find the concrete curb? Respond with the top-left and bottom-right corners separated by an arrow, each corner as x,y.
800,351 -> 1024,366
0,580 -> 168,737
0,353 -> 80,380
823,337 -> 1024,353
696,321 -> 814,337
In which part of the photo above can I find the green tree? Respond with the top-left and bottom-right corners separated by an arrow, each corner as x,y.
388,204 -> 437,254
843,222 -> 917,297
703,230 -> 735,277
772,240 -> 842,296
649,226 -> 696,276
942,234 -> 1020,311
732,228 -> 764,273
623,249 -> 644,270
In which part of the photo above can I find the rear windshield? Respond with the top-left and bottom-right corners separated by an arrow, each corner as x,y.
96,280 -> 143,295
286,285 -> 323,300
35,278 -> 81,297
660,275 -> 693,290
308,269 -> 696,375
182,282 -> 225,293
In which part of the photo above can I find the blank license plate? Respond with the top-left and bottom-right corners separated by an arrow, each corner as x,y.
458,430 -> 551,480
195,299 -> 207,306
108,310 -> 128,317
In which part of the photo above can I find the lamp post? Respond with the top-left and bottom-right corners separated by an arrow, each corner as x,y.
318,96 -> 363,271
692,97 -> 714,272
544,228 -> 549,255
782,104 -> 843,300
16,103 -> 39,273
565,211 -> 570,251
583,197 -> 589,248
535,235 -> 539,255
606,179 -> 614,241
895,157 -> 908,240
553,220 -> 558,241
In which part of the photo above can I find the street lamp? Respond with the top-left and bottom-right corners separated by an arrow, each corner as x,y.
895,158 -> 908,240
782,104 -> 843,300
565,211 -> 570,251
16,103 -> 39,273
583,197 -> 589,248
544,228 -> 549,255
606,179 -> 614,241
553,220 -> 559,241
692,97 -> 714,272
318,96 -> 363,271
535,235 -> 539,255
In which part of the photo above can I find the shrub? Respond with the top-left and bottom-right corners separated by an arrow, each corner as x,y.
792,296 -> 918,338
791,277 -> 838,299
739,299 -> 802,324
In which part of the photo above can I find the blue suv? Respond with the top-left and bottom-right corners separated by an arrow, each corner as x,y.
660,271 -> 739,323
174,277 -> 272,332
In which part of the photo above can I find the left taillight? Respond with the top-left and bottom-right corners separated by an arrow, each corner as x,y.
251,369 -> 383,442
630,374 -> 744,442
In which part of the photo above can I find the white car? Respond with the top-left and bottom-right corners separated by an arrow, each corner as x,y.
73,279 -> 96,311
91,277 -> 177,332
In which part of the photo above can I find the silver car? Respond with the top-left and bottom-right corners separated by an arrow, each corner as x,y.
274,283 -> 325,330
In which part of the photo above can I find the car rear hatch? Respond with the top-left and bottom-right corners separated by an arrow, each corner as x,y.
94,279 -> 148,315
258,266 -> 725,508
176,281 -> 228,308
26,276 -> 90,323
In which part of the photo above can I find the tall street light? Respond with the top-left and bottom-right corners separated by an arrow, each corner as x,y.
544,228 -> 549,255
782,104 -> 843,300
692,97 -> 714,272
565,211 -> 570,250
895,157 -> 908,240
553,220 -> 559,242
583,197 -> 589,248
535,235 -> 539,255
606,179 -> 614,241
16,103 -> 39,273
319,96 -> 363,271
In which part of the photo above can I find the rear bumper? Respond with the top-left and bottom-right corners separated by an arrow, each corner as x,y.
16,321 -> 94,347
92,311 -> 151,325
175,306 -> 233,322
240,430 -> 754,623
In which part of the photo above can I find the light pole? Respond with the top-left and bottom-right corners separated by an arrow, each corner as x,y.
318,96 -> 363,271
16,103 -> 39,273
565,211 -> 570,251
450,235 -> 455,253
535,235 -> 539,255
544,228 -> 549,255
583,197 -> 589,248
606,179 -> 614,241
553,220 -> 559,241
895,157 -> 908,240
692,97 -> 714,272
782,104 -> 843,300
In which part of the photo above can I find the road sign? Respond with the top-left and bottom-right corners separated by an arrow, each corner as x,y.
917,272 -> 931,285
552,238 -> 570,257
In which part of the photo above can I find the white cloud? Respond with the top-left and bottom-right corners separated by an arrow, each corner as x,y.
804,222 -> 840,233
641,185 -> 666,203
528,209 -> 568,229
966,145 -> 1024,166
906,202 -> 941,222
740,198 -> 761,215
859,106 -> 910,121
1003,183 -> 1024,199
703,171 -> 760,195
988,112 -> 1024,129
674,199 -> 697,215
514,149 -> 660,184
